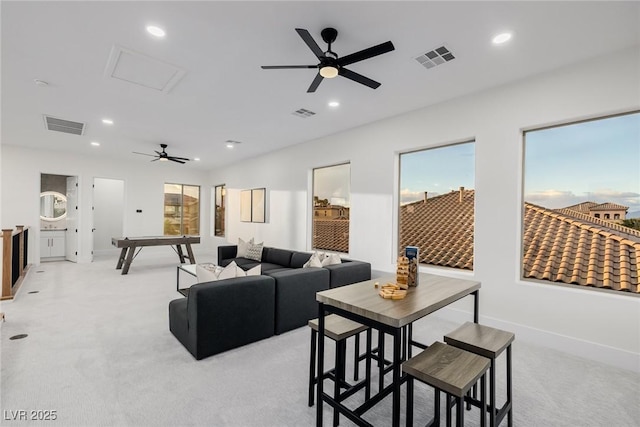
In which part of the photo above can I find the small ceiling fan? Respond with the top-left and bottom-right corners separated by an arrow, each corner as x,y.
133,144 -> 190,164
261,28 -> 395,93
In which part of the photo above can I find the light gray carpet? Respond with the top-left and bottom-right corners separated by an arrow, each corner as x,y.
1,253 -> 638,426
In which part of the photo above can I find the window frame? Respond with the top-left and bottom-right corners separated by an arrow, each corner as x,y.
213,184 -> 225,237
163,182 -> 200,236
520,110 -> 640,295
311,162 -> 351,254
397,140 -> 476,271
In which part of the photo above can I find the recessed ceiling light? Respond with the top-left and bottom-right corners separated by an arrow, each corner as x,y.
91,141 -> 100,146
102,118 -> 114,125
194,157 -> 200,161
225,140 -> 242,149
328,101 -> 340,108
492,32 -> 512,45
146,25 -> 166,38
34,79 -> 49,86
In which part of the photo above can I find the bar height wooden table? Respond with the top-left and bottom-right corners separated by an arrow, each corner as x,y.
315,273 -> 481,427
111,235 -> 200,275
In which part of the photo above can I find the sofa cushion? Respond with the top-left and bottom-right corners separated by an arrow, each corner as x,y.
169,276 -> 276,360
236,264 -> 261,277
264,248 -> 293,267
263,267 -> 293,275
269,267 -> 330,334
303,252 -> 323,268
220,257 -> 256,268
260,262 -> 290,273
322,253 -> 342,266
246,241 -> 264,261
290,252 -> 312,268
237,238 -> 253,258
196,264 -> 219,282
218,261 -> 238,280
325,260 -> 372,288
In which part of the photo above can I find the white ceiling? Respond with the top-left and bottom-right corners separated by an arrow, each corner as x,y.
2,1 -> 639,170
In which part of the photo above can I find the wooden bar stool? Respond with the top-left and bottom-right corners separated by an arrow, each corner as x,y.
444,322 -> 514,427
308,314 -> 371,413
403,341 -> 489,427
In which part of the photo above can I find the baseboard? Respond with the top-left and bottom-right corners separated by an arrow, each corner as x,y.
432,307 -> 640,373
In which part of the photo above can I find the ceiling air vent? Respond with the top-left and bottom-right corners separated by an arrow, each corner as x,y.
43,115 -> 85,135
415,46 -> 455,69
292,108 -> 316,118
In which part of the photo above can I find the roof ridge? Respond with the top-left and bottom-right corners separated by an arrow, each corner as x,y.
548,206 -> 640,241
589,202 -> 629,210
402,188 -> 475,206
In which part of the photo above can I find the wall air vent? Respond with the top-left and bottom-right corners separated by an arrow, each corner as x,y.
292,108 -> 316,118
415,46 -> 455,70
43,115 -> 85,135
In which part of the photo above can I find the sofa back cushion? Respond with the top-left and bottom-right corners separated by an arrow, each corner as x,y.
291,251 -> 312,268
264,247 -> 293,267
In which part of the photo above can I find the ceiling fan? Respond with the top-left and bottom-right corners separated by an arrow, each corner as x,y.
133,144 -> 190,164
261,28 -> 395,93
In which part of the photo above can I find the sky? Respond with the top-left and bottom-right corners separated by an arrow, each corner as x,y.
400,142 -> 475,204
313,163 -> 350,207
524,112 -> 640,215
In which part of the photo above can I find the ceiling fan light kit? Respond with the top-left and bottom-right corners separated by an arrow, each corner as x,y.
261,27 -> 394,93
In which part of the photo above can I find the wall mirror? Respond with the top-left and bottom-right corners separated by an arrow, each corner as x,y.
40,191 -> 67,221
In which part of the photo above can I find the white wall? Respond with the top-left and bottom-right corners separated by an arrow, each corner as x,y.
0,147 -> 210,263
207,47 -> 640,371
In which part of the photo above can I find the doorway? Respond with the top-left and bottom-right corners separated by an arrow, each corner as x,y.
40,173 -> 78,262
92,178 -> 124,258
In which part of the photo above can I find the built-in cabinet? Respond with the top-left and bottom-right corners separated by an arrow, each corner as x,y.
41,230 -> 65,259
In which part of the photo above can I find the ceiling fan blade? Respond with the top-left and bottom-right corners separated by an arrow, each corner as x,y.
307,73 -> 324,93
168,158 -> 186,164
339,68 -> 381,89
151,158 -> 160,162
261,65 -> 317,69
295,28 -> 324,59
337,41 -> 395,67
132,151 -> 157,157
154,150 -> 163,156
168,156 -> 190,161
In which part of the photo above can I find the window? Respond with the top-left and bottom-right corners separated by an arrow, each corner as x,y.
398,141 -> 475,270
214,184 -> 225,237
164,183 -> 200,236
614,214 -> 620,219
312,163 -> 350,253
522,112 -> 640,293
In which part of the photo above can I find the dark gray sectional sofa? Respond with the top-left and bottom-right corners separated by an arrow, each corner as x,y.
169,245 -> 371,360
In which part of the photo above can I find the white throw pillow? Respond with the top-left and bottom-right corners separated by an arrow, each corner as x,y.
237,238 -> 254,258
245,241 -> 264,262
218,261 -> 237,280
322,253 -> 342,266
236,264 -> 262,277
303,252 -> 323,268
196,264 -> 219,282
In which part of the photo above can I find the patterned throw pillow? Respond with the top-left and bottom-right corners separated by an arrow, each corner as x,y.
245,241 -> 264,262
237,237 -> 254,258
